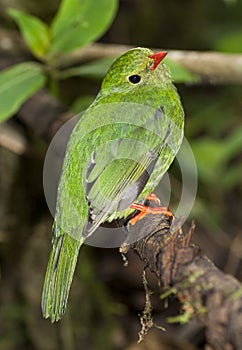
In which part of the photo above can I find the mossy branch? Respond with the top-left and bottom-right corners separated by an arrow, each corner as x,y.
123,214 -> 242,350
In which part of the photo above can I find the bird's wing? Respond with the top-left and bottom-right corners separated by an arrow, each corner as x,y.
83,125 -> 170,237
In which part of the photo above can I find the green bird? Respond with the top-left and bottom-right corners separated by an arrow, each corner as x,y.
42,47 -> 184,322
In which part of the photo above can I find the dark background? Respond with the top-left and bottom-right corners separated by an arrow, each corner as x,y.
0,0 -> 242,349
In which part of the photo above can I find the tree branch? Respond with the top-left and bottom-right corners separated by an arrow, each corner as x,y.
18,89 -> 73,143
124,214 -> 242,350
59,43 -> 242,85
1,30 -> 242,84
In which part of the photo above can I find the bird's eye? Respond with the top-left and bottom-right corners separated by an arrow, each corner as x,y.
128,74 -> 141,84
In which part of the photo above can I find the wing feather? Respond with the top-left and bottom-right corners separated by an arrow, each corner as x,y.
83,134 -> 166,237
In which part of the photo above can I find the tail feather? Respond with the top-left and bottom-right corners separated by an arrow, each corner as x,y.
41,234 -> 83,322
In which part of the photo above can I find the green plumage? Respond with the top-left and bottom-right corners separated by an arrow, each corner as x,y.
42,47 -> 184,322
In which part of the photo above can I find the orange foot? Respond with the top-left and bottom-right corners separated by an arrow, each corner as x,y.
145,193 -> 161,205
129,201 -> 173,226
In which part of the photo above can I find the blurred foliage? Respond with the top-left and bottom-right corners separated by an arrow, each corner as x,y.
0,0 -> 118,122
0,62 -> 46,122
183,84 -> 242,232
1,0 -> 242,349
0,0 -> 197,123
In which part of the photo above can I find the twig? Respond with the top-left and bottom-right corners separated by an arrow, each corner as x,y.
137,269 -> 154,343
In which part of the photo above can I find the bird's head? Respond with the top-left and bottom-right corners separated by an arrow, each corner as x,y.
100,47 -> 170,96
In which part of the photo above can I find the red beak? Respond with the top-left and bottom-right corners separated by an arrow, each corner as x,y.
149,51 -> 167,70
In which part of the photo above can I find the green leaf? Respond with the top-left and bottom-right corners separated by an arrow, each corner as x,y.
61,57 -> 115,79
165,59 -> 199,83
49,0 -> 118,55
0,62 -> 46,123
7,8 -> 50,59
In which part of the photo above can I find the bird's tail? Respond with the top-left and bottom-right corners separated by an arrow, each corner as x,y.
41,232 -> 84,322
